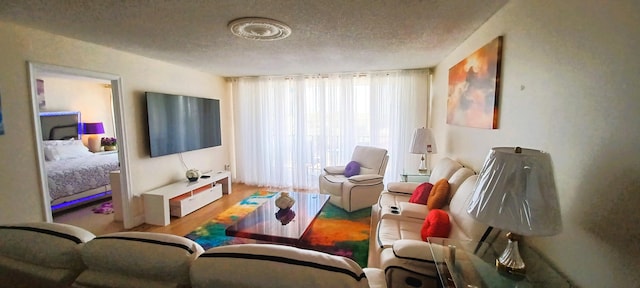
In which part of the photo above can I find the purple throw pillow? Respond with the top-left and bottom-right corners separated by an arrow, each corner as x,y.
344,161 -> 361,177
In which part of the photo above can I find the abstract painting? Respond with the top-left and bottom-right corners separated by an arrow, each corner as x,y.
447,36 -> 502,129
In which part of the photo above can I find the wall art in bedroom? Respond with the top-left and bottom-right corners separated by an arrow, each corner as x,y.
37,79 -> 46,108
447,36 -> 502,129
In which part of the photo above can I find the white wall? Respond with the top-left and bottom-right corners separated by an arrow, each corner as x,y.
431,0 -> 640,286
0,22 -> 230,225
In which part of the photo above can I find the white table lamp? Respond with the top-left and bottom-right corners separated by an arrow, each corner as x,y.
467,147 -> 562,275
409,127 -> 437,174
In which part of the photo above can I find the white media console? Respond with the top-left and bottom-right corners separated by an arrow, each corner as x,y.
142,171 -> 232,226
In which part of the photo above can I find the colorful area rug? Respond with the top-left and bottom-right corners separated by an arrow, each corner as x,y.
185,190 -> 371,267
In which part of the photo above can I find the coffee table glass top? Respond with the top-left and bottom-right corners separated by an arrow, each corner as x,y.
225,191 -> 330,244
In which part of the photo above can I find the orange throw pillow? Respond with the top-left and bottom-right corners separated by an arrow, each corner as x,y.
420,209 -> 451,241
427,179 -> 450,210
408,182 -> 434,205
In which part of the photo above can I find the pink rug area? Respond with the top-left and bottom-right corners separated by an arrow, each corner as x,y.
92,201 -> 114,214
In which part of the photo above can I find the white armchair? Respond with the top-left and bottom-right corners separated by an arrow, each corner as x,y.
319,146 -> 389,212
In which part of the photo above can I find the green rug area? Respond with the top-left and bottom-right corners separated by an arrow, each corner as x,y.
185,190 -> 371,267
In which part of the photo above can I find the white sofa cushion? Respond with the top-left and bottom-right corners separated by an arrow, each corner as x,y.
446,167 -> 476,203
74,232 -> 204,288
191,244 -> 374,288
447,175 -> 489,241
0,222 -> 94,287
376,217 -> 423,249
428,157 -> 463,183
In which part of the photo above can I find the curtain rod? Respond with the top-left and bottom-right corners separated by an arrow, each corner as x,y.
225,68 -> 430,82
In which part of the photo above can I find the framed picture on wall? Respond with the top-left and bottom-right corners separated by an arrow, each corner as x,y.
447,36 -> 503,129
37,79 -> 46,108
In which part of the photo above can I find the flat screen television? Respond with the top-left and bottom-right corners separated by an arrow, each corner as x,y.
145,92 -> 222,158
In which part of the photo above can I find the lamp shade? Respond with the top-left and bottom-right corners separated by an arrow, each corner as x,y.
467,147 -> 562,236
83,122 -> 105,135
409,128 -> 437,154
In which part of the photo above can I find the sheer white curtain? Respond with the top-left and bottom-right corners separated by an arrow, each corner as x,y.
231,69 -> 429,190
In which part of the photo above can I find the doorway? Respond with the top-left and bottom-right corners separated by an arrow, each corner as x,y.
28,62 -> 133,231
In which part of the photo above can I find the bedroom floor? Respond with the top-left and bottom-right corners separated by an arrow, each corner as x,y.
53,199 -> 124,235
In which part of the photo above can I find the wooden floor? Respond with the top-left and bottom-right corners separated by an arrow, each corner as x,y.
128,183 -> 317,236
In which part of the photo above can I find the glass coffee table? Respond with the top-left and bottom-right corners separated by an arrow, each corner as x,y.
427,237 -> 573,288
225,191 -> 330,244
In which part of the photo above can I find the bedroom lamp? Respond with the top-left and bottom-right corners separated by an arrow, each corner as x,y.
409,127 -> 437,175
83,122 -> 105,152
467,147 -> 562,276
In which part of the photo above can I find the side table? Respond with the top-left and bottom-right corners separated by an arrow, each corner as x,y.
400,171 -> 430,183
427,237 -> 573,288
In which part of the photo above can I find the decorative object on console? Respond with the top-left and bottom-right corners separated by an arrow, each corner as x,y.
447,36 -> 503,129
185,169 -> 201,182
275,192 -> 295,210
467,147 -> 562,275
409,127 -> 437,175
101,137 -> 117,151
82,122 -> 105,152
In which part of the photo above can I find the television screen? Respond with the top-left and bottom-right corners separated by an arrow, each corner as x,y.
146,92 -> 221,157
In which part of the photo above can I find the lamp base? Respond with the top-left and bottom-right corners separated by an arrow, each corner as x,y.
417,154 -> 428,175
496,232 -> 526,276
87,135 -> 102,153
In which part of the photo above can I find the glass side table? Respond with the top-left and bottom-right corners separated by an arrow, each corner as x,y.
400,171 -> 430,183
427,237 -> 573,288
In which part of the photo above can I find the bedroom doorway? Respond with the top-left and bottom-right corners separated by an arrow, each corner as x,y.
28,62 -> 134,231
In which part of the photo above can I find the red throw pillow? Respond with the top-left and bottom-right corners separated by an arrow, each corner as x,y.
408,182 -> 434,205
427,179 -> 450,210
420,209 -> 451,241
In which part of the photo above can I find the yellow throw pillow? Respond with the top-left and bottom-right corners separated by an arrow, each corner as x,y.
427,179 -> 450,210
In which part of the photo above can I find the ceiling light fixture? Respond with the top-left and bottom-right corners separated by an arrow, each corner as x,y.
228,17 -> 291,41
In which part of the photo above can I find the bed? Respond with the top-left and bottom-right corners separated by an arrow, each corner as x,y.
40,112 -> 120,211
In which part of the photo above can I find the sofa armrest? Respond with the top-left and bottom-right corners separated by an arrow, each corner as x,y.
391,239 -> 435,262
387,182 -> 420,194
379,240 -> 441,288
324,165 -> 345,175
347,174 -> 383,185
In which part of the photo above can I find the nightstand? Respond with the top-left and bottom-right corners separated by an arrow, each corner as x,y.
400,171 -> 430,183
427,237 -> 573,287
93,150 -> 118,155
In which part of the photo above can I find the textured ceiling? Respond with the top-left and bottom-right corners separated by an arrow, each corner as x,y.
0,0 -> 508,77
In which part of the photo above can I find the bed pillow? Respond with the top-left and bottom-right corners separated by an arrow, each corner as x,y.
426,179 -> 450,210
420,209 -> 451,241
408,182 -> 434,205
343,161 -> 361,177
45,143 -> 92,161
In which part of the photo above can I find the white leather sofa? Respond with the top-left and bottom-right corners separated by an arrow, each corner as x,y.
0,223 -> 387,288
370,157 -> 492,288
73,231 -> 205,288
191,243 -> 386,288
